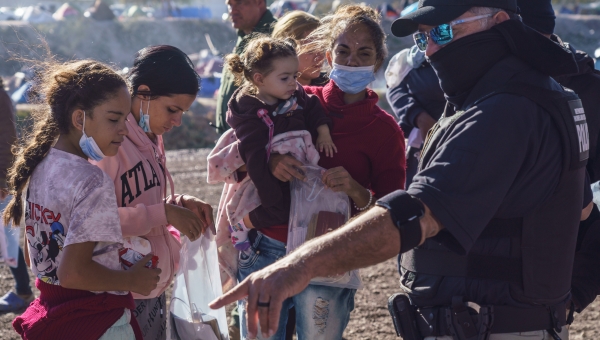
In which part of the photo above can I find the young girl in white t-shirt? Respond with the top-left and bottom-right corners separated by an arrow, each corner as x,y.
2,60 -> 161,340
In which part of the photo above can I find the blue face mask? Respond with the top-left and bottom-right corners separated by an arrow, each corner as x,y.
138,100 -> 150,133
329,63 -> 376,94
78,112 -> 105,161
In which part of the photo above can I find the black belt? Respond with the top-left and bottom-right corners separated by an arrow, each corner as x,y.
414,302 -> 566,336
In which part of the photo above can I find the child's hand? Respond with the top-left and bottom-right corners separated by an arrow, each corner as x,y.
128,254 -> 161,296
165,203 -> 205,241
317,134 -> 338,158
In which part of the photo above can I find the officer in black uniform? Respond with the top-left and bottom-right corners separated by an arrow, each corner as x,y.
209,1 -> 590,339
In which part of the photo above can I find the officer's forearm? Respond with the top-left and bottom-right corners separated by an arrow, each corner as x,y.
289,205 -> 443,280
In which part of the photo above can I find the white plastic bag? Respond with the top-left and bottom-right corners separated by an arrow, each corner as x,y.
0,226 -> 20,268
170,231 -> 229,340
287,165 -> 362,290
0,195 -> 20,268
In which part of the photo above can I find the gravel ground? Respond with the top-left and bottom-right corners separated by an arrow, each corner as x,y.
0,148 -> 597,339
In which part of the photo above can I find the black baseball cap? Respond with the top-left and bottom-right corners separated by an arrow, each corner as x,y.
391,0 -> 518,37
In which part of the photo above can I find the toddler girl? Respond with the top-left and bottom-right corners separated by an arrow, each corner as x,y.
213,36 -> 333,252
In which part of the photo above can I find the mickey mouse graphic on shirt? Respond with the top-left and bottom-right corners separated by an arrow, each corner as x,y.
24,187 -> 67,284
26,220 -> 65,285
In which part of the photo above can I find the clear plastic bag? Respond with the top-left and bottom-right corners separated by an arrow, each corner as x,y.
170,231 -> 229,340
287,165 -> 362,290
0,196 -> 20,268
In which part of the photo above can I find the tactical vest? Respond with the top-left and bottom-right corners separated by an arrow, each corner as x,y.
403,82 -> 589,307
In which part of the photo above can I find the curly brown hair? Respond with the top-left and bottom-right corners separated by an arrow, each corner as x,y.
300,4 -> 388,70
3,60 -> 127,225
225,35 -> 297,92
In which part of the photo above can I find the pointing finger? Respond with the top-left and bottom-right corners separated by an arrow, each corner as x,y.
209,279 -> 250,310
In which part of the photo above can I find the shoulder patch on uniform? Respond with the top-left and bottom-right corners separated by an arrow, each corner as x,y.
568,99 -> 589,162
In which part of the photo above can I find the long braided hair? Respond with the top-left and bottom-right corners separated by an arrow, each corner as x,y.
3,60 -> 126,225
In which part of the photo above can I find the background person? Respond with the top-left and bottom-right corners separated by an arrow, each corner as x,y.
93,45 -> 214,340
216,0 -> 277,134
272,11 -> 327,86
385,45 -> 445,187
0,78 -> 34,314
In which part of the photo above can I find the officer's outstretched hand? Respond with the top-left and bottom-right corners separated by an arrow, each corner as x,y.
209,257 -> 312,338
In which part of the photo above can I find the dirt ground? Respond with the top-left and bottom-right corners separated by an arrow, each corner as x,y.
0,148 -> 598,339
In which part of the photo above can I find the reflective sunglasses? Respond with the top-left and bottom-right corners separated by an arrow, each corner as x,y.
413,14 -> 493,51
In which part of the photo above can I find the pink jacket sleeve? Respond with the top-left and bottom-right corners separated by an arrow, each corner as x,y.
207,129 -> 245,184
118,203 -> 168,237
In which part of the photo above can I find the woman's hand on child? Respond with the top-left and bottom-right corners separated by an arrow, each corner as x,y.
181,195 -> 216,235
268,154 -> 306,182
128,254 -> 161,296
165,204 -> 205,241
317,135 -> 338,158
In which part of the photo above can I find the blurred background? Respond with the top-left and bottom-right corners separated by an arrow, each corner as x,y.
1,0 -> 600,150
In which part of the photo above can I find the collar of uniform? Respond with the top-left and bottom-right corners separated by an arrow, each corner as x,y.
459,56 -> 529,111
237,10 -> 277,38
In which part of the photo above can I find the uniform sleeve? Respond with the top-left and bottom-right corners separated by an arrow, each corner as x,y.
216,69 -> 236,134
407,95 -> 561,254
235,118 -> 283,208
386,75 -> 426,128
299,86 -> 331,133
371,126 -> 406,197
65,172 -> 123,247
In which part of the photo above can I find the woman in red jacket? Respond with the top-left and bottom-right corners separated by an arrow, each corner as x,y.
270,4 -> 406,225
220,5 -> 406,339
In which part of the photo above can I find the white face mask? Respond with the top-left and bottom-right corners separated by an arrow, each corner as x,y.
78,112 -> 105,161
138,100 -> 151,132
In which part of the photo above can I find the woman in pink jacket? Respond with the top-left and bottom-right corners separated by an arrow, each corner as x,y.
94,45 -> 214,340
